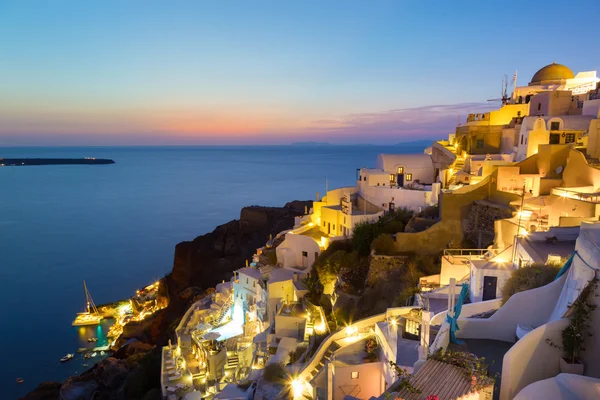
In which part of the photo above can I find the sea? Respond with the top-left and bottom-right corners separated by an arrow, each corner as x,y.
0,145 -> 425,398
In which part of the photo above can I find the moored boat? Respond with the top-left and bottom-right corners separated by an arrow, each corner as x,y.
60,354 -> 74,362
72,281 -> 103,326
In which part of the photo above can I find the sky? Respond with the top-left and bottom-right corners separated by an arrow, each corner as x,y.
1,0 -> 600,145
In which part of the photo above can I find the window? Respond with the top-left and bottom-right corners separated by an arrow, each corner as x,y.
333,224 -> 335,231
389,174 -> 395,182
397,166 -> 404,174
302,251 -> 308,257
537,103 -> 541,111
405,319 -> 420,336
565,133 -> 576,144
405,173 -> 413,181
550,121 -> 560,131
351,372 -> 359,380
253,281 -> 255,288
476,139 -> 484,149
549,133 -> 560,144
520,135 -> 524,145
323,221 -> 326,227
363,176 -> 366,181
246,278 -> 248,284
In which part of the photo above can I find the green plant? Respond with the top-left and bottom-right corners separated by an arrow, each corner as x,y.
263,363 -> 287,383
547,277 -> 598,364
389,361 -> 420,393
364,337 -> 378,361
372,234 -> 397,255
502,263 -> 561,304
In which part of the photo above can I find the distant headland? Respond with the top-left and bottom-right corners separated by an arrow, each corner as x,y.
0,158 -> 115,166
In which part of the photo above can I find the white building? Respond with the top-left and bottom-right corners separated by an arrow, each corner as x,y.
355,153 -> 441,213
232,268 -> 266,324
515,115 -> 593,161
275,226 -> 322,272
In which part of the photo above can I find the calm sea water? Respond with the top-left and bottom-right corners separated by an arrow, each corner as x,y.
0,145 -> 423,398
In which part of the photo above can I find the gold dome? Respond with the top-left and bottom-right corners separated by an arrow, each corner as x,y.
530,62 -> 574,85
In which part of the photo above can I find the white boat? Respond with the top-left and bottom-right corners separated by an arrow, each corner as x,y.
91,352 -> 98,357
60,354 -> 74,362
100,351 -> 105,356
72,281 -> 103,326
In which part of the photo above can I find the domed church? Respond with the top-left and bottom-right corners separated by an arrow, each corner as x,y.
513,62 -> 599,100
529,62 -> 575,85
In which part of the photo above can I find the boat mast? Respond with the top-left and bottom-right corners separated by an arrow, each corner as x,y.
83,280 -> 100,315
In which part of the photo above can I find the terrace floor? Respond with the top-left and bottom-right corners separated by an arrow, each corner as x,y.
450,339 -> 514,400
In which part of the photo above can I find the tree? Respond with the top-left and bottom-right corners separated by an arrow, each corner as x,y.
371,234 -> 397,255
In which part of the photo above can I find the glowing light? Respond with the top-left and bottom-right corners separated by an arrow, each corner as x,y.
291,379 -> 305,398
315,323 -> 326,334
494,258 -> 506,264
518,210 -> 532,218
390,318 -> 397,326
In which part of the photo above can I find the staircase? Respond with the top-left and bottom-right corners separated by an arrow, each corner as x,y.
211,295 -> 234,327
308,341 -> 341,382
226,354 -> 239,369
305,320 -> 314,338
447,155 -> 465,187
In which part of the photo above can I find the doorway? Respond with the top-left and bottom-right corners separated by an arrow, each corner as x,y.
397,166 -> 405,187
327,222 -> 331,235
482,276 -> 498,301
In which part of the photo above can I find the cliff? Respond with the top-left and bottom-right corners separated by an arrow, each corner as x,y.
21,200 -> 311,400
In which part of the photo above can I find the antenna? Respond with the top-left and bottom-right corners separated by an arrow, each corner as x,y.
512,70 -> 518,99
487,74 -> 511,105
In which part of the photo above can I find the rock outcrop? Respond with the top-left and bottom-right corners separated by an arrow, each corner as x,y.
22,200 -> 311,400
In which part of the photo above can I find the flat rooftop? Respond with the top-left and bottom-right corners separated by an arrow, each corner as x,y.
297,226 -> 324,240
525,238 -> 576,263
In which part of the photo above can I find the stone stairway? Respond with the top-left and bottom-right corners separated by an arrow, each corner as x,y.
211,295 -> 234,327
308,341 -> 341,383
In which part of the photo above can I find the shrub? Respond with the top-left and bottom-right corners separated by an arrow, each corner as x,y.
263,363 -> 287,383
353,221 -> 381,256
380,220 -> 405,234
502,263 -> 561,304
371,234 -> 397,255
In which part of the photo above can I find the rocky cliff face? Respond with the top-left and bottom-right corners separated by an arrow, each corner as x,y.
21,200 -> 311,400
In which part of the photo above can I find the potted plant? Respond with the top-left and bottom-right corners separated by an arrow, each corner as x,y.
547,278 -> 597,374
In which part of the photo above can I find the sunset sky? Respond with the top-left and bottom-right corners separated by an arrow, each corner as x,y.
2,0 -> 600,145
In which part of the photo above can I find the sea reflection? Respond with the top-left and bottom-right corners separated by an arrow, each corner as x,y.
75,319 -> 113,349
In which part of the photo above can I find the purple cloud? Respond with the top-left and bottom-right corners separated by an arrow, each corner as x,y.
301,102 -> 493,143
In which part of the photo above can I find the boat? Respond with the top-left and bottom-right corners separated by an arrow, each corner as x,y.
83,353 -> 92,359
60,354 -> 74,362
100,351 -> 105,356
87,337 -> 98,342
91,352 -> 98,357
72,281 -> 103,326
16,378 -> 24,384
